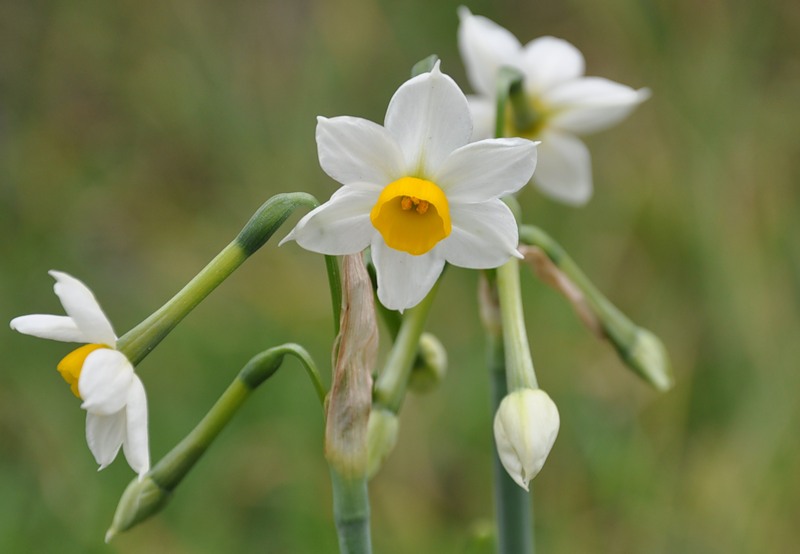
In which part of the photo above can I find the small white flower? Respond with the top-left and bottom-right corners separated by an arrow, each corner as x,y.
458,7 -> 650,205
493,388 -> 559,490
282,62 -> 538,311
10,271 -> 150,478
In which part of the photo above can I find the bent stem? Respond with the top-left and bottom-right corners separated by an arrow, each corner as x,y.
106,343 -> 324,538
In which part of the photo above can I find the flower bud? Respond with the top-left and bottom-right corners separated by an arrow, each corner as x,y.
624,327 -> 673,392
493,388 -> 559,491
105,475 -> 171,542
408,332 -> 448,394
365,408 -> 400,479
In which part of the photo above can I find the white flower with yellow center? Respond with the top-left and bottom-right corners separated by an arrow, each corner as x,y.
10,271 -> 150,478
458,7 -> 650,205
282,62 -> 538,311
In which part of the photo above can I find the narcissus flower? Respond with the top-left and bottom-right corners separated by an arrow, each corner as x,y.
282,62 -> 537,311
494,388 -> 559,490
458,7 -> 650,205
10,271 -> 150,478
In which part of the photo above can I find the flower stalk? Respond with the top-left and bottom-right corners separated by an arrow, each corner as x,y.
325,254 -> 378,553
106,343 -> 323,540
117,192 -> 319,366
480,271 -> 535,554
518,224 -> 673,391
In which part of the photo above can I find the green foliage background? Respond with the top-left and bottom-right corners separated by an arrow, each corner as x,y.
2,0 -> 798,552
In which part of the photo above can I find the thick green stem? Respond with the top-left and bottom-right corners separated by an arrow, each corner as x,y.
482,273 -> 534,554
372,283 -> 439,412
330,469 -> 372,554
488,331 -> 534,554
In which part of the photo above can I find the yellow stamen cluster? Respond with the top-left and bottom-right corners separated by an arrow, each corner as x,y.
370,177 -> 451,256
400,196 -> 430,215
57,343 -> 108,399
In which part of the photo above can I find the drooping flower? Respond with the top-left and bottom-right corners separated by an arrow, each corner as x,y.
458,7 -> 650,205
493,388 -> 560,490
282,62 -> 538,311
10,271 -> 150,478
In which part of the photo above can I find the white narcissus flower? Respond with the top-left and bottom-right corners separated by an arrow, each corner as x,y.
10,271 -> 150,478
458,7 -> 650,205
282,62 -> 538,311
493,388 -> 559,491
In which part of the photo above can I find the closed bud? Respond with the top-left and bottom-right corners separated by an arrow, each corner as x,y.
105,475 -> 170,542
365,408 -> 400,479
625,327 -> 673,392
493,388 -> 559,491
408,332 -> 448,393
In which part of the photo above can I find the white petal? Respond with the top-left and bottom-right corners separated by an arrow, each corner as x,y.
494,389 -> 560,490
316,116 -> 405,187
533,131 -> 593,206
520,36 -> 585,95
434,138 -> 537,202
545,77 -> 651,135
384,62 -> 472,177
49,271 -> 117,346
281,186 -> 378,255
467,95 -> 496,141
457,6 -> 522,97
440,200 -> 521,269
85,411 -> 125,470
122,375 -> 150,477
79,349 -> 134,415
10,314 -> 86,342
370,236 -> 445,312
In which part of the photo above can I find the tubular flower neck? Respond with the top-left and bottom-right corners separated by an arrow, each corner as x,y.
370,177 -> 451,256
57,343 -> 109,398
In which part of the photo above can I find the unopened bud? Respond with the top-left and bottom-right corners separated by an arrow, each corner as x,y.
105,475 -> 170,542
623,327 -> 673,392
408,333 -> 447,394
366,408 -> 400,479
493,388 -> 559,491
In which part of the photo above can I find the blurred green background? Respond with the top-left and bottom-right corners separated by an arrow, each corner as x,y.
2,0 -> 799,552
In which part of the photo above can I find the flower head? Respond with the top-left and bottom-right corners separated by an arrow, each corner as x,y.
282,62 -> 537,311
458,7 -> 650,205
10,271 -> 150,478
493,388 -> 559,490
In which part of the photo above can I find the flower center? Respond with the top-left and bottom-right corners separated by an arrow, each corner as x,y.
370,177 -> 452,256
57,344 -> 108,399
505,96 -> 547,139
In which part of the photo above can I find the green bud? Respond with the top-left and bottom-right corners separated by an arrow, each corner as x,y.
366,408 -> 400,479
408,332 -> 448,394
105,475 -> 171,542
621,327 -> 673,392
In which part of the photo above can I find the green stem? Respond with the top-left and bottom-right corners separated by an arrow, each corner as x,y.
372,282 -> 439,412
518,225 -> 673,391
481,272 -> 534,554
518,225 -> 635,347
117,192 -> 319,366
326,255 -> 343,336
107,343 -> 323,537
488,330 -> 534,554
496,258 -> 538,390
330,469 -> 372,554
